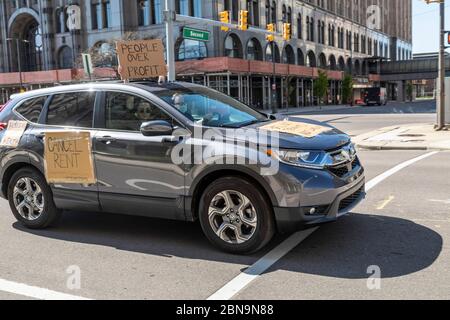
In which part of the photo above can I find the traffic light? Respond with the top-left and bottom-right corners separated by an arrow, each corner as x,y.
266,23 -> 275,42
282,23 -> 291,41
239,10 -> 248,30
219,10 -> 230,32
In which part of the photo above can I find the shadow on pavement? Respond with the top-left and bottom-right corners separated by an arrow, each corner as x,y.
13,210 -> 442,279
270,212 -> 443,279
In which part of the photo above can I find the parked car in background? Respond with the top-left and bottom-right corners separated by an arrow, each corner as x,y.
362,87 -> 388,106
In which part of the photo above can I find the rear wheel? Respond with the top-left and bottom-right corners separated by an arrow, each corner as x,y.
8,167 -> 61,229
199,176 -> 275,254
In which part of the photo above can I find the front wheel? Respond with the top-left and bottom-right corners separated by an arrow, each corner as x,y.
199,177 -> 275,254
8,167 -> 61,229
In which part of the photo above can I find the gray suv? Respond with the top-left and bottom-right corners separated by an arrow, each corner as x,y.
0,82 -> 365,254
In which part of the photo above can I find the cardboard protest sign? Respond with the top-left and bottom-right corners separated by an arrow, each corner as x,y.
116,39 -> 167,80
0,120 -> 28,148
44,132 -> 96,184
260,120 -> 331,138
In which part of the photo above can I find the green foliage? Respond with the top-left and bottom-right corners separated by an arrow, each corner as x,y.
342,74 -> 354,105
314,70 -> 329,105
406,81 -> 414,101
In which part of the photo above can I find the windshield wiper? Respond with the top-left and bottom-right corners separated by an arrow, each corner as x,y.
220,119 -> 269,129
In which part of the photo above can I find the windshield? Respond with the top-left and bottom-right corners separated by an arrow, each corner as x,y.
154,86 -> 268,128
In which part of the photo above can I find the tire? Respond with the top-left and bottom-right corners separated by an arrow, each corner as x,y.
8,167 -> 61,229
198,176 -> 275,254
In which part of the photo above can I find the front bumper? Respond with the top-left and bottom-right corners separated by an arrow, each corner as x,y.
273,164 -> 366,234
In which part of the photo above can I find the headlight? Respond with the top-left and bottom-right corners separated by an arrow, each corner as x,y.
272,149 -> 328,169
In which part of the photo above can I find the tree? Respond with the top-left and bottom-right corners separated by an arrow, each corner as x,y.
342,73 -> 354,105
314,70 -> 329,108
406,81 -> 414,101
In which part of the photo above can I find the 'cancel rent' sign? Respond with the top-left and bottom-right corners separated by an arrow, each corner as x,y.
116,39 -> 167,80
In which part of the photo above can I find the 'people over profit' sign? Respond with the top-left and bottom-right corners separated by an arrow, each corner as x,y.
116,39 -> 167,80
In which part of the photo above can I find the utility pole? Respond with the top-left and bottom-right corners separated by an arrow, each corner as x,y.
7,38 -> 27,92
437,1 -> 446,130
272,40 -> 277,114
165,0 -> 176,82
425,0 -> 446,130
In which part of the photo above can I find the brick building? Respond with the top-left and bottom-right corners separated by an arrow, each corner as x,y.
0,0 -> 413,107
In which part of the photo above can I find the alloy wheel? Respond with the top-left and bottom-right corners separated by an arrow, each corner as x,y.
13,177 -> 45,221
208,190 -> 258,244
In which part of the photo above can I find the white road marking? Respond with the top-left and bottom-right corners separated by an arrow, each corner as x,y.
365,152 -> 438,192
207,151 -> 439,300
207,227 -> 319,300
0,279 -> 91,300
0,152 -> 439,301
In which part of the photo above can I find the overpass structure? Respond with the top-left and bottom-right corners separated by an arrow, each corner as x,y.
375,57 -> 450,82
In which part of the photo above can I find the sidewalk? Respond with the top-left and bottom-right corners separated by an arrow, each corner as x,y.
354,124 -> 450,151
275,104 -> 355,116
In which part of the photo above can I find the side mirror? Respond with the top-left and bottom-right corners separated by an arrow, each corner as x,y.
140,120 -> 173,137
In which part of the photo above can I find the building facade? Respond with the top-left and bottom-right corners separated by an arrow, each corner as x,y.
0,0 -> 413,107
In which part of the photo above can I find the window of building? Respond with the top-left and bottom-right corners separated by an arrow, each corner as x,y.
104,92 -> 171,131
265,43 -> 280,63
46,92 -> 96,128
297,14 -> 302,39
246,38 -> 263,61
177,39 -> 207,61
58,46 -> 73,69
224,34 -> 243,58
247,0 -> 260,27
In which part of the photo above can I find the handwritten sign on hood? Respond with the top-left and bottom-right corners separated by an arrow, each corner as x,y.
116,39 -> 167,80
260,120 -> 332,138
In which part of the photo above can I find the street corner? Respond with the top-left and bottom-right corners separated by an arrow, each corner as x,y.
355,124 -> 450,151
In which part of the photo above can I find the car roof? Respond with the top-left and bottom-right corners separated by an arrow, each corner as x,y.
10,81 -> 203,101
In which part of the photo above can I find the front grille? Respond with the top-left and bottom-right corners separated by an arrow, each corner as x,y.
339,187 -> 364,211
328,158 -> 360,178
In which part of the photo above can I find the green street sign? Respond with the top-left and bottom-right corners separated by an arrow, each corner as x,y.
183,27 -> 210,42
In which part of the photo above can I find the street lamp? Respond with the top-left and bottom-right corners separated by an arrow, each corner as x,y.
6,38 -> 29,92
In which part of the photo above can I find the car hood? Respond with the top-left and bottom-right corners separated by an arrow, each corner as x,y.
248,117 -> 351,151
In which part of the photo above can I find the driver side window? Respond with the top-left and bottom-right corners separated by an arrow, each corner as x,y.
104,92 -> 172,131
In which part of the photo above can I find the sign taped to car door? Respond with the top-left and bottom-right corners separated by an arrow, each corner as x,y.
44,131 -> 96,184
0,120 -> 28,148
116,39 -> 167,80
260,120 -> 331,138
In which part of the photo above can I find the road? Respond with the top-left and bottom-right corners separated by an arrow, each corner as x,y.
0,100 -> 449,300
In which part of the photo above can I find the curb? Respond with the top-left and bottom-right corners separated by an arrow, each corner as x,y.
354,123 -> 450,151
356,144 -> 429,151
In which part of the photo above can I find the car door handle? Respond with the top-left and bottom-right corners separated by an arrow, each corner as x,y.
162,136 -> 182,144
35,133 -> 45,140
97,136 -> 117,144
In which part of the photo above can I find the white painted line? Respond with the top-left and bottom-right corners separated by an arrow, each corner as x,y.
0,279 -> 91,300
207,227 -> 319,300
208,151 -> 439,301
365,152 -> 438,192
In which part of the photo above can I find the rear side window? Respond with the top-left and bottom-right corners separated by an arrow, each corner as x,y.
47,92 -> 96,128
15,96 -> 48,123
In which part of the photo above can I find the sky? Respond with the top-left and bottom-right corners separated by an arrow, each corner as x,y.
413,0 -> 449,54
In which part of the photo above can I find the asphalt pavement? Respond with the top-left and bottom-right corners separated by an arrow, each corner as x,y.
0,99 -> 448,300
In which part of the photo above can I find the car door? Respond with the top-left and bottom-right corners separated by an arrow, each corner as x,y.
26,90 -> 100,212
92,90 -> 188,221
